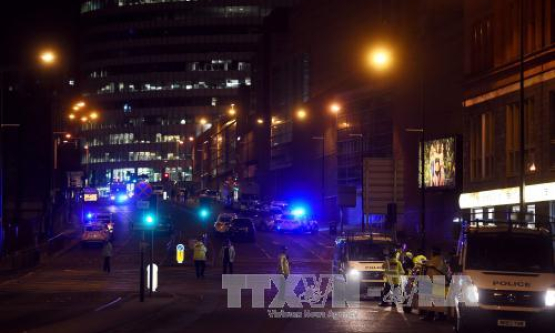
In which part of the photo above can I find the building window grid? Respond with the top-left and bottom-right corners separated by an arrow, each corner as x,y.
505,99 -> 535,176
470,111 -> 494,181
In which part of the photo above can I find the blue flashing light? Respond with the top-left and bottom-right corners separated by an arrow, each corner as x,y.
145,214 -> 155,225
116,194 -> 128,203
291,207 -> 306,217
199,208 -> 209,219
86,213 -> 93,220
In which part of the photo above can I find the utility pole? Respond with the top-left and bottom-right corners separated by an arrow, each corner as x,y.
518,0 -> 526,224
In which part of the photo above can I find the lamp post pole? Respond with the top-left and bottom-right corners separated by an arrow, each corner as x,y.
518,0 -> 526,223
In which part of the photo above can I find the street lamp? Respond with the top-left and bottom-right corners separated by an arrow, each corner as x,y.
296,109 -> 307,120
89,112 -> 98,120
257,118 -> 264,124
39,50 -> 57,66
368,47 -> 393,71
330,103 -> 341,114
228,104 -> 236,116
199,118 -> 208,125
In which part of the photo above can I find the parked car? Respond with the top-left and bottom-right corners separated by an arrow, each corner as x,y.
246,210 -> 277,231
229,218 -> 256,242
275,214 -> 318,234
213,213 -> 238,234
81,222 -> 110,246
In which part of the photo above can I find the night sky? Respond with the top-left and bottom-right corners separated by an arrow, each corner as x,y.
0,0 -> 80,69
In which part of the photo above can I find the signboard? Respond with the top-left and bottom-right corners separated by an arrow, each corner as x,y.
146,264 -> 158,292
136,200 -> 150,210
134,182 -> 153,200
84,193 -> 98,202
459,181 -> 555,209
419,137 -> 456,189
337,186 -> 357,207
363,158 -> 404,215
176,244 -> 185,264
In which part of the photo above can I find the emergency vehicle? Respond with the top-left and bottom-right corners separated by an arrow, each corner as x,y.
453,214 -> 555,333
333,232 -> 394,298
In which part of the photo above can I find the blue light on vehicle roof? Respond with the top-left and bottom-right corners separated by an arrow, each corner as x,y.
291,207 -> 306,217
117,194 -> 128,203
87,212 -> 93,219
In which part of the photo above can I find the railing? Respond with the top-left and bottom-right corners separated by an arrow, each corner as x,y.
0,230 -> 76,271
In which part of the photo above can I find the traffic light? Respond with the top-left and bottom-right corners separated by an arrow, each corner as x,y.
199,208 -> 210,220
144,213 -> 156,226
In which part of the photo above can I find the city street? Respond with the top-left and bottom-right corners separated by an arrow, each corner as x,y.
0,203 -> 452,333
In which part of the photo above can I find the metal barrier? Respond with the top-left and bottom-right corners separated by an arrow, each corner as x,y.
1,230 -> 74,271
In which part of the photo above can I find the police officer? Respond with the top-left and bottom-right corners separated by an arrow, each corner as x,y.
278,246 -> 290,278
381,250 -> 405,307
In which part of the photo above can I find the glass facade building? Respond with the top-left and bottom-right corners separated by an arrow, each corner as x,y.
79,0 -> 295,184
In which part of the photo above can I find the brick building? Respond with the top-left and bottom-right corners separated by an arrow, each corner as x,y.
460,0 -> 555,222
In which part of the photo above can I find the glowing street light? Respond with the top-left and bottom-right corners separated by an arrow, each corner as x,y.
68,114 -> 75,120
296,109 -> 307,120
228,103 -> 236,116
65,133 -> 72,139
368,47 -> 393,71
81,116 -> 88,123
257,118 -> 264,124
39,50 -> 56,65
89,112 -> 98,120
188,136 -> 194,142
330,103 -> 341,114
199,118 -> 208,125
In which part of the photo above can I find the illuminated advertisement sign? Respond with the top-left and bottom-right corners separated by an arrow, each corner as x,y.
84,193 -> 98,202
459,181 -> 555,209
419,137 -> 456,189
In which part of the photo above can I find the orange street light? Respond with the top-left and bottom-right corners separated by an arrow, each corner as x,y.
199,118 -> 208,125
368,47 -> 393,71
89,112 -> 98,120
330,103 -> 341,114
228,104 -> 236,116
81,116 -> 88,123
68,114 -> 75,120
65,133 -> 72,139
257,118 -> 264,124
296,109 -> 307,120
39,50 -> 56,65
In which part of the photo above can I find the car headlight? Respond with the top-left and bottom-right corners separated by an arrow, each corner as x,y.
545,290 -> 555,307
465,284 -> 480,304
347,269 -> 361,279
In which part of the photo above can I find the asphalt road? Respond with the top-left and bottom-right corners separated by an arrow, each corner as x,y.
0,201 -> 453,333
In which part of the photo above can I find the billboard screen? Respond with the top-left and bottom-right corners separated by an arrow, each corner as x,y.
419,137 -> 456,189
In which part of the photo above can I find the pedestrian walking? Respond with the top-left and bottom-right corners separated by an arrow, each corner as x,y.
102,240 -> 113,273
220,239 -> 236,274
277,246 -> 290,278
193,238 -> 207,279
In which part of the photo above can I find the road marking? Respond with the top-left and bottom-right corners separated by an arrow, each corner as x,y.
255,244 -> 272,259
94,296 -> 122,312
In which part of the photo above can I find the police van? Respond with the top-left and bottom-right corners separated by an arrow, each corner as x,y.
453,215 -> 555,333
333,232 -> 393,298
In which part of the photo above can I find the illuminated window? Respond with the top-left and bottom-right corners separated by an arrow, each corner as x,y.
506,99 -> 534,176
470,111 -> 494,180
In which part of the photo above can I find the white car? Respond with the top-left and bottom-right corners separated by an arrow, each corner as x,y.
275,214 -> 318,234
82,223 -> 110,245
213,213 -> 238,234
